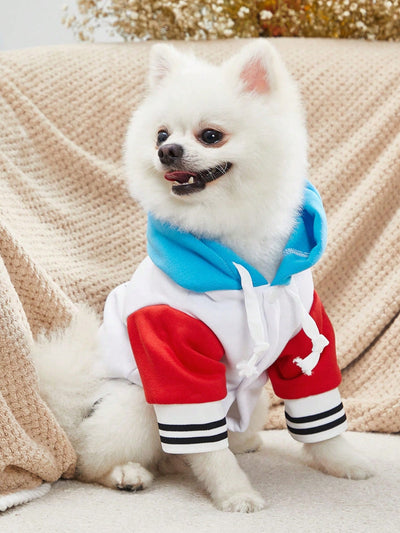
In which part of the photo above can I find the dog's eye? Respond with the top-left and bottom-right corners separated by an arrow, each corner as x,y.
200,129 -> 224,145
157,130 -> 169,145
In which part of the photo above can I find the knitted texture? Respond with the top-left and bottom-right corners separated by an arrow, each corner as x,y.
0,39 -> 399,495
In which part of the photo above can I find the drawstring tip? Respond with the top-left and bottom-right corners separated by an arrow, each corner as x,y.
236,342 -> 270,378
293,334 -> 329,376
236,362 -> 259,378
293,357 -> 314,376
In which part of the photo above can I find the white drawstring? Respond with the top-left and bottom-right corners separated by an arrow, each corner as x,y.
285,285 -> 329,376
233,263 -> 269,378
233,263 -> 329,379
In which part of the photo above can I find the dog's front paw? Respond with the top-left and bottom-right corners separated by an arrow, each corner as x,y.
312,453 -> 374,480
334,458 -> 374,480
218,490 -> 266,513
99,462 -> 154,491
303,436 -> 374,480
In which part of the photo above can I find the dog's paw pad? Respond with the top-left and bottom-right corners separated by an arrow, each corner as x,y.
218,491 -> 265,513
116,483 -> 144,492
110,462 -> 153,491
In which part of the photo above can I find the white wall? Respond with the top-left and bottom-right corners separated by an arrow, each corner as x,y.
0,0 -> 76,50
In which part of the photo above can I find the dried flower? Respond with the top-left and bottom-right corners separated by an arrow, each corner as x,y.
62,0 -> 262,41
258,0 -> 400,41
62,0 -> 400,42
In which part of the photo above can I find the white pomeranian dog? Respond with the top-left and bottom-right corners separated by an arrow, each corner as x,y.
32,40 -> 372,513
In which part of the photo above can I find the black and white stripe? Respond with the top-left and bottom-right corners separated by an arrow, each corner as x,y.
285,402 -> 347,443
154,401 -> 229,453
158,418 -> 228,453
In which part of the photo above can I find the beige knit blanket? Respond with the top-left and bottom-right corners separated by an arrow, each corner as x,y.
0,38 -> 399,496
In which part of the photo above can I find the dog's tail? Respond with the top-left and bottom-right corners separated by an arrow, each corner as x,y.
31,304 -> 104,432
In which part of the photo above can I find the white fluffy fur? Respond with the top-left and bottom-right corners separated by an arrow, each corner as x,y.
32,42 -> 372,513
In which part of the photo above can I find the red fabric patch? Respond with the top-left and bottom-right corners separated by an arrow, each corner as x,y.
127,305 -> 226,405
268,291 -> 341,400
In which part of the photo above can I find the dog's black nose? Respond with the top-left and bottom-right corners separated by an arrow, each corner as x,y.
158,143 -> 184,166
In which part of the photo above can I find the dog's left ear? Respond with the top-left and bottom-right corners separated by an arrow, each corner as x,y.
148,44 -> 186,91
224,40 -> 285,96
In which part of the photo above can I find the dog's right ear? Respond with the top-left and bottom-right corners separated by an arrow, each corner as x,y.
224,40 -> 288,97
148,44 -> 183,90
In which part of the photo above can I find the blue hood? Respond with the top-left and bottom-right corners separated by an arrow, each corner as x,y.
147,181 -> 327,292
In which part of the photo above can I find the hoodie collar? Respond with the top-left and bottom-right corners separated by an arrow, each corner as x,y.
147,181 -> 327,292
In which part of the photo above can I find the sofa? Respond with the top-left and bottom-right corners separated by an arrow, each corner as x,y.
0,38 -> 399,526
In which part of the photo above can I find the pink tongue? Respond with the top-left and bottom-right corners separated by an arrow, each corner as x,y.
164,171 -> 196,184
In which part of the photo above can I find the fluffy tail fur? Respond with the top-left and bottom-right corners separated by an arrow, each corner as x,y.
31,304 -> 163,486
31,305 -> 104,436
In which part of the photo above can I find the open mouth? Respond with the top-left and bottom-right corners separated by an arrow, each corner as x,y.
164,162 -> 232,196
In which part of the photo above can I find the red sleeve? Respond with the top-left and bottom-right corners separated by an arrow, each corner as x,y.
268,291 -> 341,400
126,305 -> 227,405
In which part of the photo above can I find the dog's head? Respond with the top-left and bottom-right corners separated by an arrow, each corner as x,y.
125,41 -> 307,241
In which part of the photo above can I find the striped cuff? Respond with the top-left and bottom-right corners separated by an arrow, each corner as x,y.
284,388 -> 347,444
154,401 -> 229,454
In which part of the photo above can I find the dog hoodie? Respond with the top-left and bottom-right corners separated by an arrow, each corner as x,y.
99,181 -> 347,454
